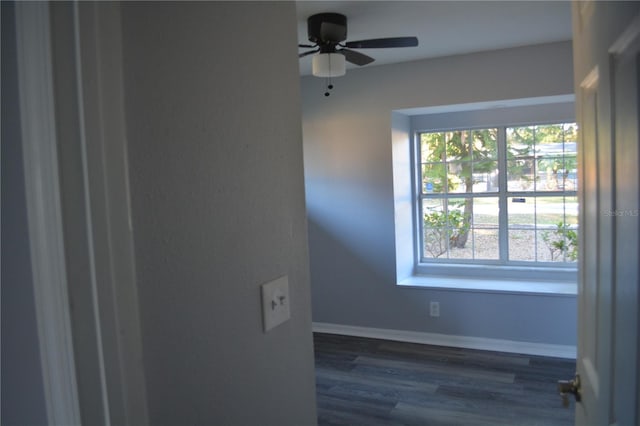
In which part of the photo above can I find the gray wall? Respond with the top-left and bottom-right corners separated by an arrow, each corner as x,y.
301,41 -> 577,345
121,3 -> 316,425
0,2 -> 49,424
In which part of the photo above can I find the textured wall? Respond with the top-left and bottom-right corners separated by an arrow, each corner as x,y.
121,3 -> 317,424
302,41 -> 577,345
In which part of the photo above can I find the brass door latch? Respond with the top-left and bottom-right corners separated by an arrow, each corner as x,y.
557,373 -> 582,408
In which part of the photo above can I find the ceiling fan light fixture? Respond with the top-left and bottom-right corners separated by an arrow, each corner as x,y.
312,53 -> 346,77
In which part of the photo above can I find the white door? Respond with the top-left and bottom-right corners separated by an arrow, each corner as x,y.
610,21 -> 640,426
572,2 -> 640,425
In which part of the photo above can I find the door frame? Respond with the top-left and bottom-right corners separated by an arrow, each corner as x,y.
15,2 -> 81,423
15,2 -> 148,424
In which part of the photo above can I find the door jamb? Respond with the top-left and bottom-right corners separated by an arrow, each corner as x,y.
15,2 -> 81,424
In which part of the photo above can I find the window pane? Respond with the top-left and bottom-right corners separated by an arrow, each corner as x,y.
535,123 -> 566,192
563,122 -> 578,140
508,196 -> 537,261
473,228 -> 499,260
566,225 -> 578,262
421,132 -> 445,162
533,123 -> 579,192
507,126 -> 535,157
537,156 -> 568,191
445,130 -> 469,161
423,197 -> 501,260
422,198 -> 471,259
447,162 -> 471,193
563,154 -> 578,191
507,126 -> 537,192
536,196 -> 568,226
422,163 -> 445,194
473,197 -> 499,227
535,123 -> 565,145
538,195 -> 578,262
423,198 -> 446,258
509,230 -> 536,261
565,195 -> 578,225
424,226 -> 449,258
507,159 -> 536,191
447,228 -> 500,260
508,196 -> 535,228
538,229 -> 555,262
539,227 -> 578,262
507,195 -> 577,262
471,129 -> 498,160
446,197 -> 470,258
472,160 -> 499,192
460,198 -> 499,260
422,198 -> 443,214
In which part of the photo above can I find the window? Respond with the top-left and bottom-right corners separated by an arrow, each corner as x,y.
416,123 -> 578,273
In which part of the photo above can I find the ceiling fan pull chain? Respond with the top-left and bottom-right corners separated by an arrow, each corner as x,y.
324,77 -> 334,97
324,53 -> 334,96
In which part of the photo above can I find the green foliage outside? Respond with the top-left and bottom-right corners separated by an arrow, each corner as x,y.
537,156 -> 578,190
423,207 -> 468,258
507,124 -> 578,190
421,129 -> 497,249
421,124 -> 578,260
542,222 -> 578,261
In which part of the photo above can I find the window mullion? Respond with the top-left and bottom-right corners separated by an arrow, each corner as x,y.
415,133 -> 425,262
497,127 -> 509,262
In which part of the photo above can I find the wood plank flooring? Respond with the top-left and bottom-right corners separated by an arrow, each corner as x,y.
314,333 -> 576,426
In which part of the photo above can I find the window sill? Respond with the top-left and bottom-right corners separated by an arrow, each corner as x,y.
398,275 -> 577,296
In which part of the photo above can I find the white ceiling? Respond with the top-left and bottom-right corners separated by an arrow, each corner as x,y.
296,1 -> 573,76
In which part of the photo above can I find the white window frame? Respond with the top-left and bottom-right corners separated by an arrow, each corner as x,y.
412,122 -> 578,282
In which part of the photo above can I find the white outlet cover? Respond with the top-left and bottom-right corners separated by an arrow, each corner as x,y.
261,275 -> 290,332
430,301 -> 440,317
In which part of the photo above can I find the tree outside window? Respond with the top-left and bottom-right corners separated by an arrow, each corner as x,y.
419,123 -> 578,263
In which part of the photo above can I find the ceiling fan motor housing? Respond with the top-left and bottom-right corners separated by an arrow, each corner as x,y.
307,13 -> 347,44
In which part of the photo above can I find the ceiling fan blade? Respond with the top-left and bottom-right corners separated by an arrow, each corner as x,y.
298,49 -> 319,58
345,37 -> 418,49
339,48 -> 375,66
298,44 -> 316,48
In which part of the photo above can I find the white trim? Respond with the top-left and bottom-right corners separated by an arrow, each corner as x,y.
71,2 -> 149,424
313,322 -> 577,359
414,122 -> 579,269
15,2 -> 81,424
397,94 -> 575,116
580,66 -> 599,91
398,275 -> 577,296
608,13 -> 640,58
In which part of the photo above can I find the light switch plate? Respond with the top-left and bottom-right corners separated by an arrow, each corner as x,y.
261,275 -> 290,332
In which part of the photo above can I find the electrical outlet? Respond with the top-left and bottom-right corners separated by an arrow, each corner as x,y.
261,276 -> 290,332
430,301 -> 440,317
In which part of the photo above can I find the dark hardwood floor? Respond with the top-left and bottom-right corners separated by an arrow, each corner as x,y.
314,333 -> 576,426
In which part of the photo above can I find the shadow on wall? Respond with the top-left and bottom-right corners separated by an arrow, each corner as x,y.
307,215 -> 390,290
308,216 -> 451,332
305,174 -> 398,274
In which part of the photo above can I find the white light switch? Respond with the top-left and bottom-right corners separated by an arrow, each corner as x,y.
261,276 -> 290,332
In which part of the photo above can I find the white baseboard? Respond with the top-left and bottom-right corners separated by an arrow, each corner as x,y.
312,322 -> 576,359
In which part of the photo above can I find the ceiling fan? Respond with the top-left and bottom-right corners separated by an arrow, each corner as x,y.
299,13 -> 418,95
